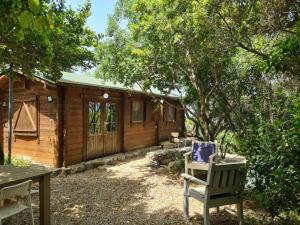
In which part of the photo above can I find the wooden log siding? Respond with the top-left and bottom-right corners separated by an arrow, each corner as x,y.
0,76 -> 185,167
1,80 -> 59,166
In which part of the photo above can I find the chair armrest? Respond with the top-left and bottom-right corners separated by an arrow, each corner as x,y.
184,151 -> 192,157
209,153 -> 218,162
181,173 -> 208,186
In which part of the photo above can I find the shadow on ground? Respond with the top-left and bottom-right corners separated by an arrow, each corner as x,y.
2,158 -> 277,225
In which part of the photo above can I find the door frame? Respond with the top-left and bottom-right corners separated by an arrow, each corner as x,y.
82,95 -> 122,161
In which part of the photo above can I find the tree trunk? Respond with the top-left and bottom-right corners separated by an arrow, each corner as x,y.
7,64 -> 13,164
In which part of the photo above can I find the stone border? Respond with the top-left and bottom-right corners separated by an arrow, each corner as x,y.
51,145 -> 162,176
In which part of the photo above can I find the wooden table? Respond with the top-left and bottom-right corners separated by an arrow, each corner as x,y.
0,166 -> 51,225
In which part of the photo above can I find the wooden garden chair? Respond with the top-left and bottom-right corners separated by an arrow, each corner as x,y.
0,180 -> 35,225
169,132 -> 180,148
184,141 -> 217,175
182,154 -> 247,225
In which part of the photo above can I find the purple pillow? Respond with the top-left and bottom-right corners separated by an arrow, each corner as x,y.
192,142 -> 216,163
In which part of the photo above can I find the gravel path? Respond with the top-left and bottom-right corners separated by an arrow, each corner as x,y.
5,157 -> 242,225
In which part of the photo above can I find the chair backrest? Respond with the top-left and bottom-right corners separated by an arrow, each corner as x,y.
0,180 -> 32,201
207,161 -> 247,196
191,141 -> 217,163
170,132 -> 179,138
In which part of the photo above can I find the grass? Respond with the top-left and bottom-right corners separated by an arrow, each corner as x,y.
4,156 -> 31,168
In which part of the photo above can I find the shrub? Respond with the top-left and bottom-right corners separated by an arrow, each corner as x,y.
4,156 -> 31,168
238,91 -> 300,215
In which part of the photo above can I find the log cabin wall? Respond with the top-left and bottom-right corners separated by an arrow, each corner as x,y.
123,93 -> 157,151
0,77 -> 59,166
123,93 -> 184,151
0,89 -> 4,162
0,75 -> 185,167
158,100 -> 184,141
63,87 -> 185,165
63,86 -> 123,166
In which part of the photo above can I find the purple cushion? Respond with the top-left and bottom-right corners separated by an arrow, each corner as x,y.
192,142 -> 216,163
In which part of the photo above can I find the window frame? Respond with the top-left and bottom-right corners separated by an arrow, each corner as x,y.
131,99 -> 144,124
88,101 -> 102,135
167,105 -> 177,123
104,102 -> 117,132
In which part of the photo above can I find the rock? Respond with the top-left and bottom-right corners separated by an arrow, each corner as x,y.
85,161 -> 97,170
69,163 -> 86,173
51,168 -> 61,177
147,147 -> 191,166
103,158 -> 113,165
116,154 -> 126,161
97,166 -> 108,172
124,152 -> 134,159
60,167 -> 71,175
167,160 -> 184,173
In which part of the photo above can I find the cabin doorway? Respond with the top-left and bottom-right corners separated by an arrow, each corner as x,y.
84,98 -> 120,160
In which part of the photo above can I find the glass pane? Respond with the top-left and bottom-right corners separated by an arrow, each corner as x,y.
89,102 -> 101,134
105,103 -> 117,132
132,101 -> 143,122
168,106 -> 176,122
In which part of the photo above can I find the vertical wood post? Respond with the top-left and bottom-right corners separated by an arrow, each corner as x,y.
183,179 -> 189,221
7,64 -> 13,164
39,173 -> 51,225
120,93 -> 125,152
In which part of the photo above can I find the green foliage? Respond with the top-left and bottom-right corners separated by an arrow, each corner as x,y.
97,0 -> 300,216
238,91 -> 300,215
4,156 -> 31,168
0,0 -> 97,79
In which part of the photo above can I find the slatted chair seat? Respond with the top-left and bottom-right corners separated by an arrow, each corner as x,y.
182,154 -> 247,225
0,180 -> 35,225
0,202 -> 29,219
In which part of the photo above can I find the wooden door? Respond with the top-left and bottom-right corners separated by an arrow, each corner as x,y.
85,99 -> 120,160
86,101 -> 103,159
103,101 -> 119,155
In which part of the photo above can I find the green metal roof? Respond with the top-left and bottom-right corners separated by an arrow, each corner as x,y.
38,72 -> 180,99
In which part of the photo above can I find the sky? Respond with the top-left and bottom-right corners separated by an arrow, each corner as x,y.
65,0 -> 118,34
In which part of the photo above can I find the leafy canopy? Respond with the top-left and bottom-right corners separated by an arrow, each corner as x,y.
0,0 -> 97,79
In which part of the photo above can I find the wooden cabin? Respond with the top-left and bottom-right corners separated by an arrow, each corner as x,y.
0,72 -> 185,167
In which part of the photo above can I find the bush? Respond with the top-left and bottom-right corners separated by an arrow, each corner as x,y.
238,91 -> 300,215
4,156 -> 31,168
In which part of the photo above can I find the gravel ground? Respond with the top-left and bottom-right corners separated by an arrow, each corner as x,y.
4,157 -> 252,225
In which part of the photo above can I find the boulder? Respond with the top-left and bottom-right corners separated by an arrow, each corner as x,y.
147,147 -> 190,166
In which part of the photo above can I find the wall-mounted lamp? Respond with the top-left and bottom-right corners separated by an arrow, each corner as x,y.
47,96 -> 54,103
103,93 -> 109,99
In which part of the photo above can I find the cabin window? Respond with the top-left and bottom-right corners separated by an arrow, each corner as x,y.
105,103 -> 117,132
132,100 -> 143,123
167,105 -> 176,122
89,102 -> 101,134
13,99 -> 38,136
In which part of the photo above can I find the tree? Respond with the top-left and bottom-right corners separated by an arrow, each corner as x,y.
97,0 -> 248,141
97,0 -> 300,139
0,0 -> 97,164
208,0 -> 300,76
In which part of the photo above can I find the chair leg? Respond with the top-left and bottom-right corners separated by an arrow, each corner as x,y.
203,204 -> 210,225
183,179 -> 189,221
28,196 -> 35,225
237,201 -> 244,225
